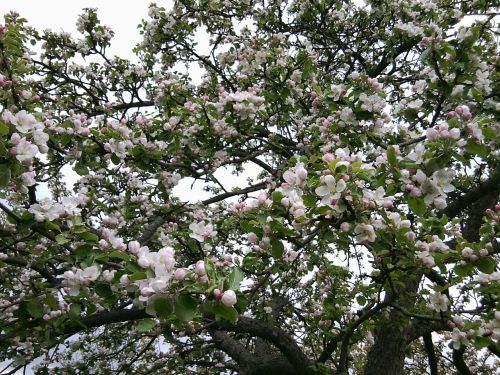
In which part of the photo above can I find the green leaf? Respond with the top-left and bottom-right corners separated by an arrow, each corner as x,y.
407,196 -> 426,217
80,231 -> 99,242
356,295 -> 366,306
465,142 -> 488,158
387,146 -> 397,166
128,272 -> 147,281
69,303 -> 81,319
454,263 -> 473,277
240,220 -> 259,233
175,294 -> 197,322
213,303 -> 238,323
26,300 -> 43,319
225,267 -> 244,291
0,119 -> 9,136
153,296 -> 173,319
271,191 -> 283,204
95,283 -> 114,299
109,251 -> 131,261
55,234 -> 70,244
473,336 -> 492,350
136,318 -> 156,332
303,194 -> 317,207
335,164 -> 348,174
0,166 -> 10,188
270,238 -> 284,259
0,140 -> 7,157
426,154 -> 451,174
74,163 -> 89,176
475,257 -> 496,274
482,126 -> 496,140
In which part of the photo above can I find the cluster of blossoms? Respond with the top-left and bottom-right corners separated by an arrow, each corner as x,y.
358,92 -> 386,113
217,89 -> 265,119
127,241 -> 176,301
189,221 -> 217,242
415,236 -> 449,268
4,110 -> 49,165
474,271 -> 500,285
461,245 -> 490,262
279,162 -> 308,221
28,197 -> 82,223
447,312 -> 500,350
428,292 -> 449,313
98,228 -> 126,251
426,122 -> 461,141
401,168 -> 455,209
229,191 -> 272,216
63,265 -> 100,296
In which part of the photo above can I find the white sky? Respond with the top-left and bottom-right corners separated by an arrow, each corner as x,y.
0,0 -> 155,57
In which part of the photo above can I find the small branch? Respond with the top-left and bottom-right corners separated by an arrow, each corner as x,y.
422,333 -> 438,375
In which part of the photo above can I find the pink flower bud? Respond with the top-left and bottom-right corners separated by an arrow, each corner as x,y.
101,228 -> 111,240
340,222 -> 351,232
195,260 -> 206,276
116,243 -> 127,252
199,275 -> 209,284
221,290 -> 237,307
462,111 -> 472,121
128,241 -> 141,254
214,288 -> 222,299
322,153 -> 335,162
406,231 -> 416,241
258,191 -> 267,204
383,201 -> 393,209
247,232 -> 258,243
426,128 -> 440,141
174,268 -> 186,281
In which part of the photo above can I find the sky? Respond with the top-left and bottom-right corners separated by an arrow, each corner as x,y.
0,0 -> 155,57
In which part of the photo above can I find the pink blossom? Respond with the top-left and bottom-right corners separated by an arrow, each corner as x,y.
221,290 -> 237,307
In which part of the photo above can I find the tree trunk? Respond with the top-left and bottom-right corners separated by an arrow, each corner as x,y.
363,272 -> 422,375
363,316 -> 410,375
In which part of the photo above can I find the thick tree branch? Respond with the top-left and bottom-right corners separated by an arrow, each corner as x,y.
441,167 -> 500,220
452,347 -> 473,375
211,316 -> 315,375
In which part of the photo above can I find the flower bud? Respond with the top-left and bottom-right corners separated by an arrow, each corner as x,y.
221,290 -> 237,307
247,232 -> 258,243
174,268 -> 186,281
195,260 -> 206,276
214,288 -> 222,299
128,241 -> 141,254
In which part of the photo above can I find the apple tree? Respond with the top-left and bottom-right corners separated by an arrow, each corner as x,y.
0,1 -> 499,374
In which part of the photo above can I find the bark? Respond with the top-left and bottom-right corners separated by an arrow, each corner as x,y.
211,316 -> 316,375
363,272 -> 421,375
